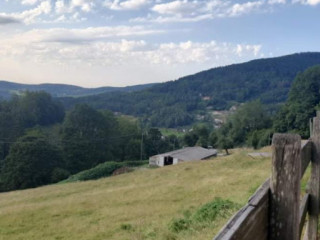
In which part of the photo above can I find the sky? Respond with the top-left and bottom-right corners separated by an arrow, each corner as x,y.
0,0 -> 319,87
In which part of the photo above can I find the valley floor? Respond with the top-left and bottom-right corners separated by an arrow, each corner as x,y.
0,148 -> 271,240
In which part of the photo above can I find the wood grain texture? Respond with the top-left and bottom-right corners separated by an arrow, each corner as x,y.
270,133 -> 301,240
301,140 -> 311,178
299,193 -> 310,238
213,179 -> 270,240
307,116 -> 320,240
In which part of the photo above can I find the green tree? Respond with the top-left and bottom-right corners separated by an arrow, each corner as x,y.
274,66 -> 320,137
219,101 -> 271,146
144,128 -> 170,157
13,91 -> 65,128
194,124 -> 210,148
61,104 -> 114,173
165,134 -> 180,151
183,131 -> 199,147
0,131 -> 63,191
250,131 -> 259,150
209,131 -> 218,148
217,135 -> 233,155
0,92 -> 65,165
115,116 -> 141,161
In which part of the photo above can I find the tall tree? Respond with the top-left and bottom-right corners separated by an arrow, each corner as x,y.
114,116 -> 141,161
13,91 -> 65,128
0,131 -> 63,191
274,65 -> 320,137
220,100 -> 272,146
61,104 -> 114,173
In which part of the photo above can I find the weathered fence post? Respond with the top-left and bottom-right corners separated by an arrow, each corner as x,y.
310,118 -> 313,138
306,115 -> 320,240
270,133 -> 301,240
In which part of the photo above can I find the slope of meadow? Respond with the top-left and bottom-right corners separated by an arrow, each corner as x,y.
0,148 -> 271,240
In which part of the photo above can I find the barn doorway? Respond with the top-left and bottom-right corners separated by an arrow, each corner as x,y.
164,156 -> 173,165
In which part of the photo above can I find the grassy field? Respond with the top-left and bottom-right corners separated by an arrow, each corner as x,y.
159,128 -> 186,138
0,148 -> 272,240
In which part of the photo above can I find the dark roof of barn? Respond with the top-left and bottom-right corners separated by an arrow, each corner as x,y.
151,147 -> 217,161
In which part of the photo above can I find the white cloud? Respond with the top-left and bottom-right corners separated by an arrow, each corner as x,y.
293,0 -> 320,5
0,29 -> 263,86
268,0 -> 286,4
104,0 -> 150,10
0,1 -> 52,24
133,0 -> 276,23
151,0 -> 199,15
71,0 -> 95,12
55,0 -> 67,14
227,1 -> 264,17
0,26 -> 164,47
55,0 -> 95,14
236,44 -> 261,56
0,26 -> 262,67
21,0 -> 39,5
131,13 -> 213,22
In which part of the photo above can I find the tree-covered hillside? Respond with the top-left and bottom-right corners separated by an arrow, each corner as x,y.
61,52 -> 320,127
0,81 -> 157,99
274,65 -> 320,137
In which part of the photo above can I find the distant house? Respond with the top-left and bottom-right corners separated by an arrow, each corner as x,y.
149,146 -> 218,167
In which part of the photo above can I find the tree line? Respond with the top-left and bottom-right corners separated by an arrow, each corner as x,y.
0,92 -> 183,192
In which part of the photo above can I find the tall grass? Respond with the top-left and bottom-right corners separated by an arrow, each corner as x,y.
0,147 -> 271,240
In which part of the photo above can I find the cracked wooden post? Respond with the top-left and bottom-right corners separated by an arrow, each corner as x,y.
270,133 -> 301,240
306,114 -> 320,240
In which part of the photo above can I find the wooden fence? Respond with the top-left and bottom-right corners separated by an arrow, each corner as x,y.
213,113 -> 320,240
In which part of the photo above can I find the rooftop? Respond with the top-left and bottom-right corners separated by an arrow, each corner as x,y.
152,147 -> 217,161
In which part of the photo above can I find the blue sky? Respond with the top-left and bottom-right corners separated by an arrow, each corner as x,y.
0,0 -> 319,87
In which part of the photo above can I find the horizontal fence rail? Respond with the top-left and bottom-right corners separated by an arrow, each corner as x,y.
213,179 -> 270,240
213,113 -> 320,240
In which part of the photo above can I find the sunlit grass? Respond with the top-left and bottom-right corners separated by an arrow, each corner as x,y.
0,147 -> 271,240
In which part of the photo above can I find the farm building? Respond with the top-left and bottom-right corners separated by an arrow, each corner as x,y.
149,146 -> 217,167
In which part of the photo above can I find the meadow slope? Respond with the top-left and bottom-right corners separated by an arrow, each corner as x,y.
0,148 -> 271,240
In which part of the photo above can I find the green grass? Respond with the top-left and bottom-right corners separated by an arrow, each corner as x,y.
0,147 -> 271,240
160,128 -> 186,137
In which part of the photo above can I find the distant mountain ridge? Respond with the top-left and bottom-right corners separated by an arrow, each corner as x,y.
60,52 -> 320,127
0,81 -> 158,99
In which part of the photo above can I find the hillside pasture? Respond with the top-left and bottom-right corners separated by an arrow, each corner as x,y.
0,148 -> 271,240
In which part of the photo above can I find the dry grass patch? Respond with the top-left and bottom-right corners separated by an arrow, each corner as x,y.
0,147 -> 271,240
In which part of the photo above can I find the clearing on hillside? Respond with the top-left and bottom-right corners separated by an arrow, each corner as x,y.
0,148 -> 271,240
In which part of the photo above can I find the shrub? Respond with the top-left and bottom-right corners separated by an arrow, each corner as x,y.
193,198 -> 238,222
51,168 -> 70,183
169,218 -> 192,233
169,198 -> 239,233
61,160 -> 148,183
120,223 -> 133,231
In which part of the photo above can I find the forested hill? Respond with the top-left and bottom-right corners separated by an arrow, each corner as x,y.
61,52 -> 320,128
0,81 -> 157,99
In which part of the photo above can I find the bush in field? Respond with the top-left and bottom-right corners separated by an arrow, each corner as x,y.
62,160 -> 148,183
51,168 -> 70,183
169,198 -> 239,233
246,129 -> 273,149
193,198 -> 238,222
